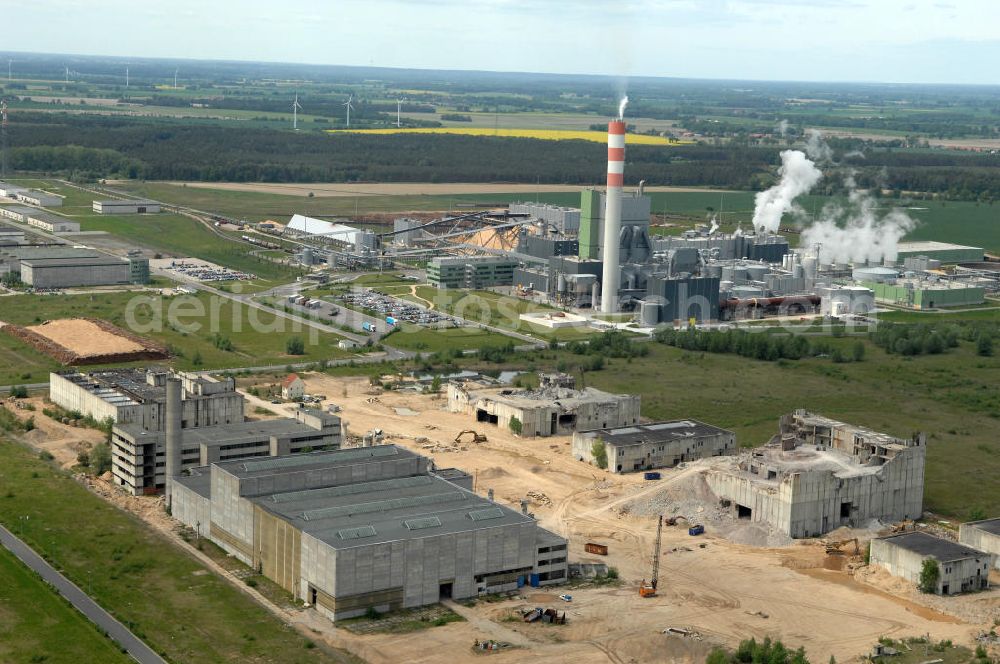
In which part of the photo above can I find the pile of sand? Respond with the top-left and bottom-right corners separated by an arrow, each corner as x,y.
28,319 -> 144,357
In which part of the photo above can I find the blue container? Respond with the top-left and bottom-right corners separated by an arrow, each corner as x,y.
517,575 -> 526,588
529,573 -> 540,587
643,471 -> 661,480
688,524 -> 705,536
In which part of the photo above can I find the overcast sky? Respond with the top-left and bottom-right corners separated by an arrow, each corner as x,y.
6,0 -> 1000,84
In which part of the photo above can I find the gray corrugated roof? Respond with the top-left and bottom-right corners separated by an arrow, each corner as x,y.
251,472 -> 533,550
879,531 -> 990,562
22,256 -> 125,268
117,418 -> 325,447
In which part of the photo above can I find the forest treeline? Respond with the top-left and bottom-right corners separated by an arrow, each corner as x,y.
7,113 -> 1000,200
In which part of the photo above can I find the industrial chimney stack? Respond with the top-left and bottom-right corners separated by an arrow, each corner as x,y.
601,119 -> 625,313
165,376 -> 182,505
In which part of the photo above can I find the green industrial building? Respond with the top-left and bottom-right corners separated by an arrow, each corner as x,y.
577,189 -> 651,260
895,241 -> 984,265
427,256 -> 518,289
864,279 -> 985,309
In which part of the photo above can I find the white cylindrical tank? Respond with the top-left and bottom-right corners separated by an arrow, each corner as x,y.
592,281 -> 601,310
802,257 -> 818,280
852,266 -> 898,283
640,301 -> 660,326
557,274 -> 567,294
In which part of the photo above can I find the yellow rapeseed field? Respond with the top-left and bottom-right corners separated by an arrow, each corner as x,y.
326,127 -> 682,145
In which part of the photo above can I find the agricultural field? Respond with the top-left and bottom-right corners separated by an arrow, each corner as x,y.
0,546 -> 131,664
0,290 -> 354,372
0,439 -> 353,663
327,127 -> 683,145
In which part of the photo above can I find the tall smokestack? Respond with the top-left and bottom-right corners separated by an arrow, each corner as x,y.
165,376 -> 182,504
601,119 -> 625,313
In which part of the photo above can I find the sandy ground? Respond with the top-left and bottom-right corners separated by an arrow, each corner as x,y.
151,182 -> 739,198
3,397 -> 104,469
27,319 -> 143,357
277,375 -> 993,664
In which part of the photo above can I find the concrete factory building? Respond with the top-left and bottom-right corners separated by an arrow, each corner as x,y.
112,406 -> 342,495
171,445 -> 567,619
427,256 -> 517,289
895,241 -> 983,265
448,373 -> 640,438
705,410 -> 925,538
573,419 -> 736,473
959,518 -> 1000,570
0,222 -> 25,245
870,532 -> 992,595
50,368 -> 245,430
92,199 -> 161,214
819,285 -> 875,317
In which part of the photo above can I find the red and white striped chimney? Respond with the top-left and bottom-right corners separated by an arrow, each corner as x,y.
601,119 -> 625,313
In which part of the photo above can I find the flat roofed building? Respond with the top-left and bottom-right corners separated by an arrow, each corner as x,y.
871,532 -> 992,595
0,222 -> 25,245
448,374 -> 640,438
573,419 -> 736,473
26,210 -> 79,233
959,518 -> 1000,570
92,199 -> 161,214
171,445 -> 567,619
21,255 -> 130,288
17,190 -> 64,207
895,241 -> 983,265
112,407 -> 342,495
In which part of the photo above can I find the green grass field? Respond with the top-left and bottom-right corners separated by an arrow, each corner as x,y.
0,332 -> 61,387
0,546 -> 131,664
384,325 -> 513,353
0,291 -> 353,373
0,439 -> 354,663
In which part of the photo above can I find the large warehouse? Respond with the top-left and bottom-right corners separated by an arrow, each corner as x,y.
448,373 -> 641,437
959,518 -> 1000,570
0,205 -> 80,233
895,241 -> 983,265
573,419 -> 736,473
871,532 -> 992,595
704,410 -> 926,538
172,445 -> 568,619
92,199 -> 161,214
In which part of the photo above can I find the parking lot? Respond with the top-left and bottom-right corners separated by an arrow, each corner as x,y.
151,257 -> 256,282
339,289 -> 459,326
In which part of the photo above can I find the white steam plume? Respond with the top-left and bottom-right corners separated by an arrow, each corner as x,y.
804,129 -> 833,162
751,150 -> 822,233
801,185 -> 916,265
618,95 -> 629,120
777,119 -> 789,136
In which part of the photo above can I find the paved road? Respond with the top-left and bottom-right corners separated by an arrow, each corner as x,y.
0,523 -> 167,664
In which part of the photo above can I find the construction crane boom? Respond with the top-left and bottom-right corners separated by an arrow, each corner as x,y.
639,515 -> 663,598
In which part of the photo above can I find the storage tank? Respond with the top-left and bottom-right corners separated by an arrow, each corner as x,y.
557,274 -> 567,294
639,300 -> 660,326
745,264 -> 768,282
704,263 -> 723,279
301,247 -> 313,265
802,256 -> 818,280
732,285 -> 765,299
852,266 -> 898,284
591,282 -> 600,309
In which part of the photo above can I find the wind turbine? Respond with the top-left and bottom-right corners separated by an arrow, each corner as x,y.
343,94 -> 354,128
125,65 -> 129,88
7,59 -> 11,81
396,97 -> 405,128
174,69 -> 178,89
292,93 -> 302,130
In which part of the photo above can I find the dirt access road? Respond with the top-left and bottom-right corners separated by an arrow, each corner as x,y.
288,375 -> 989,664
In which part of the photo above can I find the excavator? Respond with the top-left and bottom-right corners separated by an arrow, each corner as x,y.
639,516 -> 663,598
454,430 -> 488,444
825,537 -> 860,555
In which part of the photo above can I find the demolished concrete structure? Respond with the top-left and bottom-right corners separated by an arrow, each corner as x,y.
959,518 -> 1000,570
573,419 -> 735,473
447,373 -> 640,438
704,410 -> 925,538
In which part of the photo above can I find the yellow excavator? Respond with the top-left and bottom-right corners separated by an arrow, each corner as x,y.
825,537 -> 860,555
454,430 -> 487,444
639,516 -> 663,598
